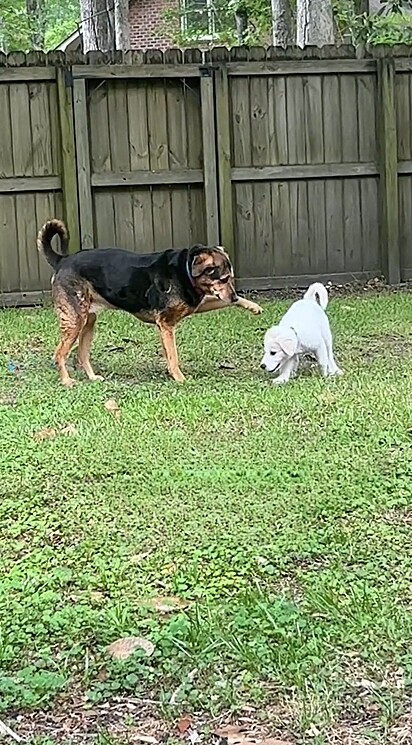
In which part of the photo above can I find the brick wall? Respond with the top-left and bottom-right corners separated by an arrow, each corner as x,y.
129,0 -> 179,49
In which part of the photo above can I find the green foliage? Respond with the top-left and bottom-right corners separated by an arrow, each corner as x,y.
334,0 -> 412,45
44,0 -> 79,50
0,0 -> 30,51
162,0 -> 271,47
0,0 -> 79,52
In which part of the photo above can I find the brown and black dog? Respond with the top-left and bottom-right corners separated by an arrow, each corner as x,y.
37,219 -> 262,386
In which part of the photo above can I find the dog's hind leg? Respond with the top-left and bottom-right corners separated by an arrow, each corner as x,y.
53,292 -> 88,387
315,341 -> 330,377
55,315 -> 86,387
77,313 -> 104,382
325,336 -> 342,376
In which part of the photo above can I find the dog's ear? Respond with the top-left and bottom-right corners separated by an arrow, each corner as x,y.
191,252 -> 213,277
278,334 -> 297,357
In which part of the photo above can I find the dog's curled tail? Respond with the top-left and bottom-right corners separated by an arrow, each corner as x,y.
37,218 -> 69,269
304,282 -> 328,310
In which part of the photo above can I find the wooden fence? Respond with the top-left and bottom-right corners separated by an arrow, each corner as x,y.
1,46 -> 412,305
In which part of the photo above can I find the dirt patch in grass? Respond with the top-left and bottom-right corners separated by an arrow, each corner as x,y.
8,698 -> 412,744
8,700 -> 295,744
349,334 -> 412,359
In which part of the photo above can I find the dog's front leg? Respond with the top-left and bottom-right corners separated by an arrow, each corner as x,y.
157,322 -> 186,383
195,296 -> 263,315
273,358 -> 296,385
234,296 -> 262,315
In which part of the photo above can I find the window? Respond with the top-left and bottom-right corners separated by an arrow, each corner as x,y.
180,0 -> 217,40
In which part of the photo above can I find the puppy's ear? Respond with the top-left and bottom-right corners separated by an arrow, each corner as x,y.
278,334 -> 298,357
264,326 -> 279,347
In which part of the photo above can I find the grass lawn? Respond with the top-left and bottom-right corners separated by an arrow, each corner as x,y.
1,291 -> 412,744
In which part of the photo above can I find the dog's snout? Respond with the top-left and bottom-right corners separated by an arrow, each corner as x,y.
260,362 -> 267,370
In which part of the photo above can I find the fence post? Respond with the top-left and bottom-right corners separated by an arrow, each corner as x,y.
73,78 -> 94,249
200,70 -> 220,246
56,66 -> 80,253
378,57 -> 400,284
214,62 -> 235,263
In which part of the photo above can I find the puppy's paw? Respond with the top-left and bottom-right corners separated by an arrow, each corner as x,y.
272,377 -> 288,386
90,374 -> 105,382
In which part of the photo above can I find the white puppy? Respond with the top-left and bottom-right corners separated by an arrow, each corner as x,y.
260,283 -> 342,385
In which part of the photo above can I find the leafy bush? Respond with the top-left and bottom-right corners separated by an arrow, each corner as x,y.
334,0 -> 412,45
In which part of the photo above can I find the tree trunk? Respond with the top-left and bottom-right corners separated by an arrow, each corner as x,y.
296,0 -> 335,47
234,9 -> 248,44
355,0 -> 369,12
26,0 -> 46,49
114,0 -> 130,51
271,0 -> 292,47
80,0 -> 113,53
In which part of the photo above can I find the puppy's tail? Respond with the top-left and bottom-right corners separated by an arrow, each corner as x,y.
37,218 -> 69,269
304,282 -> 328,310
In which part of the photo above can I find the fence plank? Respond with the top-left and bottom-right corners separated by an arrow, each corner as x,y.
232,163 -> 378,180
0,196 -> 19,292
268,76 -> 288,165
114,190 -> 135,250
15,194 -> 36,291
215,65 -> 234,259
128,81 -> 150,171
132,189 -> 155,251
227,60 -> 376,75
10,82 -> 33,176
92,170 -> 204,187
48,82 -> 62,175
304,76 -> 324,164
72,64 -> 202,79
340,75 -> 359,163
378,58 -> 400,284
200,74 -> 219,245
343,180 -> 362,273
0,67 -> 55,81
0,177 -> 61,192
56,67 -> 80,253
74,78 -> 94,249
271,182 -> 291,276
89,82 -> 111,173
286,76 -> 306,164
395,73 -> 411,161
0,290 -> 51,307
325,180 -> 345,273
29,81 -> 52,176
108,81 -> 130,172
0,85 -> 14,178
357,74 -> 377,162
308,181 -> 327,272
323,75 -> 342,163
165,71 -> 191,248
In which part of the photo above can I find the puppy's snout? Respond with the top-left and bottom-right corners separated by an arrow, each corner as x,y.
260,362 -> 267,370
